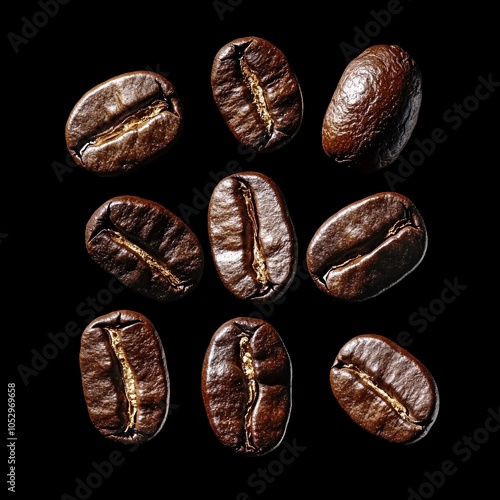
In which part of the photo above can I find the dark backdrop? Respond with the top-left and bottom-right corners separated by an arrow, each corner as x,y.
4,1 -> 497,499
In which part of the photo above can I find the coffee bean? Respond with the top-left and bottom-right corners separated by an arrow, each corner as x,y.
201,317 -> 292,456
65,70 -> 183,176
208,171 -> 298,303
306,192 -> 427,302
85,195 -> 204,301
330,334 -> 439,444
322,44 -> 422,173
79,310 -> 170,444
211,36 -> 303,153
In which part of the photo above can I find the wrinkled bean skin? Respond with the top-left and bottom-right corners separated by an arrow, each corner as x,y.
79,310 -> 170,445
322,44 -> 422,173
201,317 -> 292,456
208,171 -> 298,303
85,195 -> 204,301
306,192 -> 427,302
211,36 -> 303,153
65,70 -> 183,176
330,334 -> 439,444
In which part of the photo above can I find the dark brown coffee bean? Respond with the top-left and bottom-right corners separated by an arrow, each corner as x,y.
85,195 -> 204,301
330,334 -> 439,444
201,317 -> 292,456
306,192 -> 427,302
322,44 -> 422,173
211,36 -> 303,153
79,310 -> 170,444
208,171 -> 298,303
65,70 -> 183,176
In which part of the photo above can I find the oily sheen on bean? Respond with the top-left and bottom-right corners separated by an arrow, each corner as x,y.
306,192 -> 427,302
65,70 -> 183,176
211,36 -> 303,153
85,195 -> 204,301
208,171 -> 298,303
322,44 -> 422,173
79,310 -> 170,445
201,317 -> 292,456
330,334 -> 439,444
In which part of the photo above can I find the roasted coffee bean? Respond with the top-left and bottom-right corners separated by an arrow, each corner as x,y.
208,171 -> 298,303
65,70 -> 183,176
322,44 -> 422,173
85,195 -> 204,301
307,192 -> 427,302
211,36 -> 303,153
201,317 -> 292,456
79,310 -> 170,444
330,334 -> 439,444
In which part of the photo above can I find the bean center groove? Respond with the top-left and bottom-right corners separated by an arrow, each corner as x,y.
108,231 -> 184,288
75,80 -> 178,161
239,55 -> 273,136
239,180 -> 274,295
322,205 -> 418,285
105,327 -> 138,432
88,204 -> 190,290
335,361 -> 423,425
236,325 -> 258,452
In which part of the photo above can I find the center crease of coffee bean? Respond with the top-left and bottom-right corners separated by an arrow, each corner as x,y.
75,82 -> 178,162
239,180 -> 274,296
236,325 -> 258,452
321,205 -> 417,287
336,362 -> 423,426
108,231 -> 186,289
239,57 -> 273,136
105,326 -> 138,433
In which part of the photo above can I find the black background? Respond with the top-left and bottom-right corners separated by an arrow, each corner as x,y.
4,1 -> 498,499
